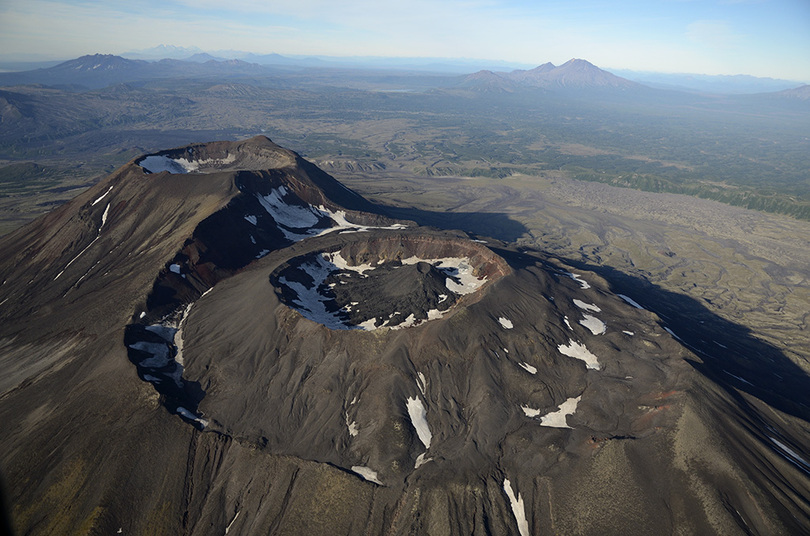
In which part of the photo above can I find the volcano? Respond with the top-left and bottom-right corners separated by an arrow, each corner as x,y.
0,136 -> 808,535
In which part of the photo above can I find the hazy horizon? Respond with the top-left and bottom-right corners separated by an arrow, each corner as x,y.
1,0 -> 809,82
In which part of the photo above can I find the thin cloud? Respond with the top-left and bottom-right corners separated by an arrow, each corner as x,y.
686,19 -> 742,49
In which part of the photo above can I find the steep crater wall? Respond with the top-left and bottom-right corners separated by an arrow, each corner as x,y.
271,234 -> 511,330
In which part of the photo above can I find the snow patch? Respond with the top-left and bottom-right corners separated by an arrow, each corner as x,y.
579,314 -> 606,335
558,341 -> 601,370
351,466 -> 382,485
573,299 -> 600,312
257,187 -> 407,242
139,154 -> 236,174
503,479 -> 530,536
327,251 -> 377,275
539,396 -> 581,428
176,406 -> 208,428
406,397 -> 432,449
623,330 -> 635,336
415,452 -> 432,469
139,155 -> 191,174
564,271 -> 590,289
401,256 -> 486,295
522,406 -> 542,417
346,413 -> 358,437
169,264 -> 181,275
498,317 -> 514,329
563,316 -> 573,330
244,214 -> 257,225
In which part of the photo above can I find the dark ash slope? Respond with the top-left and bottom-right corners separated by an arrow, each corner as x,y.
0,137 -> 807,535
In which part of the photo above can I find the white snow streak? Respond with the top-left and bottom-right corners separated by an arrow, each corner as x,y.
518,362 -> 537,374
503,479 -> 530,536
100,203 -> 110,228
769,437 -> 810,472
618,294 -> 644,310
416,372 -> 427,395
224,511 -> 240,535
54,202 -> 110,280
663,326 -> 682,341
351,466 -> 382,485
91,185 -> 113,206
406,397 -> 432,449
724,370 -> 753,386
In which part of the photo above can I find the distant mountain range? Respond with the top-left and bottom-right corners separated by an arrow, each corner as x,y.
458,59 -> 640,92
0,54 -> 276,90
612,69 -> 804,95
0,53 -> 806,97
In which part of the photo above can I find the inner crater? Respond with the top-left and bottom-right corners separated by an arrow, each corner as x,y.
270,235 -> 510,330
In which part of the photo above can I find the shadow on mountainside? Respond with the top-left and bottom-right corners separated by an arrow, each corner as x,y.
562,258 -> 810,424
387,205 -> 810,423
379,205 -> 530,243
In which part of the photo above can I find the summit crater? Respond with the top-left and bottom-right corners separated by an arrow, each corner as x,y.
0,136 -> 808,535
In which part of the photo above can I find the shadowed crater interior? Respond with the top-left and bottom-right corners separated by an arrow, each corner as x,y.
271,234 -> 510,330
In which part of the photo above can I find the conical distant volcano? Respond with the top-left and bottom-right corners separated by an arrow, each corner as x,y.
0,136 -> 807,535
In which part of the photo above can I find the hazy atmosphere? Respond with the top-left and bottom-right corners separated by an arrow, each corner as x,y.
2,0 -> 809,80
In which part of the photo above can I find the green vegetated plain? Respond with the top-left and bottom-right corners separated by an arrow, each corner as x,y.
1,77 -> 808,232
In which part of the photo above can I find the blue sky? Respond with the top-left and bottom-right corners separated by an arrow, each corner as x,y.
2,0 -> 809,80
